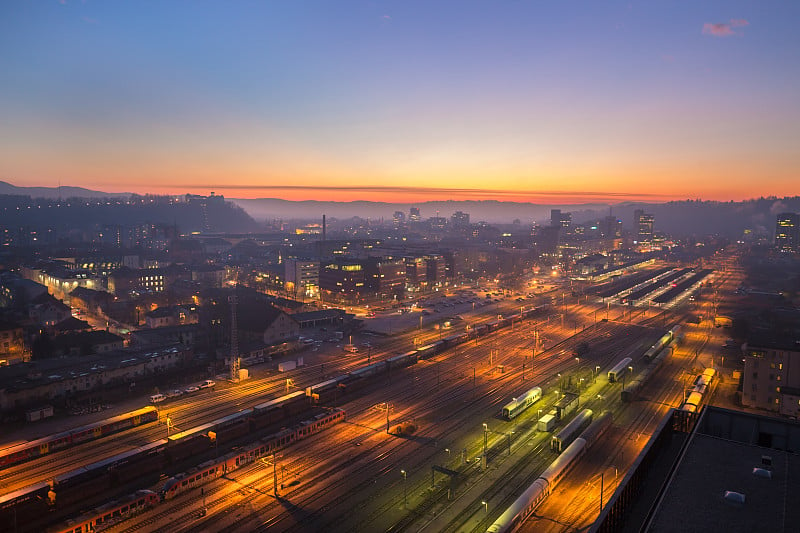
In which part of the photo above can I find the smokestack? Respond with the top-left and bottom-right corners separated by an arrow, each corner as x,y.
322,214 -> 326,241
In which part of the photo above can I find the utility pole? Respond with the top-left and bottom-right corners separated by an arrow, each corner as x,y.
600,472 -> 604,512
273,451 -> 278,496
229,294 -> 239,381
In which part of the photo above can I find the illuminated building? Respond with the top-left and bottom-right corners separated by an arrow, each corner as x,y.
284,258 -> 320,299
742,335 -> 800,415
775,212 -> 799,252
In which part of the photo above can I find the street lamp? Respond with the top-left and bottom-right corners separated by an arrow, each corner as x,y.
482,423 -> 488,456
595,365 -> 600,383
482,501 -> 488,513
400,469 -> 407,508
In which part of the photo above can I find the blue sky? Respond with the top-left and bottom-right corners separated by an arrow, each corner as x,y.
1,1 -> 798,203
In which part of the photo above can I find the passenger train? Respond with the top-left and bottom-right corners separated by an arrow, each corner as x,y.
681,368 -> 716,413
50,409 -> 345,533
0,406 -> 158,469
487,412 -> 612,533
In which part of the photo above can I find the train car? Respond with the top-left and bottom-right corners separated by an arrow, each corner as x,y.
165,422 -> 217,463
0,432 -> 70,469
474,324 -> 489,337
0,406 -> 159,470
487,437 -> 588,533
51,490 -> 159,533
551,409 -> 592,453
702,367 -> 716,381
209,410 -> 253,445
0,482 -> 51,532
71,406 -> 159,445
486,320 -> 501,332
305,375 -> 347,404
669,325 -> 683,343
387,351 -> 418,369
607,357 -> 633,383
443,332 -> 469,348
643,331 -> 672,362
51,439 -> 168,509
620,377 -> 644,402
578,411 -> 612,446
162,409 -> 345,501
501,386 -> 543,420
250,391 -> 308,430
347,362 -> 384,383
682,391 -> 704,413
416,343 -> 438,360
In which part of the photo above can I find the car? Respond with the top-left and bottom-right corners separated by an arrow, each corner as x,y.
166,389 -> 183,398
184,386 -> 199,394
199,380 -> 215,389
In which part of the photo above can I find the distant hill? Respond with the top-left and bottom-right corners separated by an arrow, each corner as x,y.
0,180 -> 130,199
2,181 -> 797,239
231,196 -> 800,239
229,198 -> 611,225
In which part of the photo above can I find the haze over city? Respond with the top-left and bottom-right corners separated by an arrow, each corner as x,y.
2,1 -> 799,203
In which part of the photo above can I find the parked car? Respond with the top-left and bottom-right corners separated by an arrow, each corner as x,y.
199,379 -> 215,389
149,393 -> 166,404
184,386 -> 199,394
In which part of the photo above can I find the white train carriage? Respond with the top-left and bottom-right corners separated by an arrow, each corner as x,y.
487,437 -> 587,533
607,357 -> 633,383
578,411 -> 612,446
551,409 -> 592,453
501,386 -> 543,420
681,391 -> 704,413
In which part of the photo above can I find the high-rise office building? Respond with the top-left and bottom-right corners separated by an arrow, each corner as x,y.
393,211 -> 405,228
451,211 -> 470,228
409,207 -> 421,222
550,209 -> 571,229
775,212 -> 799,252
634,209 -> 654,243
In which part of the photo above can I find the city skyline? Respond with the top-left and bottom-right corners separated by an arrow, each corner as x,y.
2,2 -> 799,203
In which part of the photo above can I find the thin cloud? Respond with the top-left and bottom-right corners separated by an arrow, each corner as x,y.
160,184 -> 666,199
703,19 -> 749,37
81,16 -> 98,24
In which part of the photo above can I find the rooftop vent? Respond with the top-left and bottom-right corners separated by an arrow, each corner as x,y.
761,455 -> 773,467
752,468 -> 772,479
724,491 -> 746,504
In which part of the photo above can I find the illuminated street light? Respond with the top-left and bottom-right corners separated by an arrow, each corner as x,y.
400,469 -> 407,508
482,500 -> 488,513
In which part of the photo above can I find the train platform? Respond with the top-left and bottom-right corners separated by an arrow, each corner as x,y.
416,421 -> 552,532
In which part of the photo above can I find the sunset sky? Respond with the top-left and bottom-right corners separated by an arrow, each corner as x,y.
1,1 -> 798,204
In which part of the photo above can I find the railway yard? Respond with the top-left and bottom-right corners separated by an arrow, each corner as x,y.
0,255 -> 745,533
